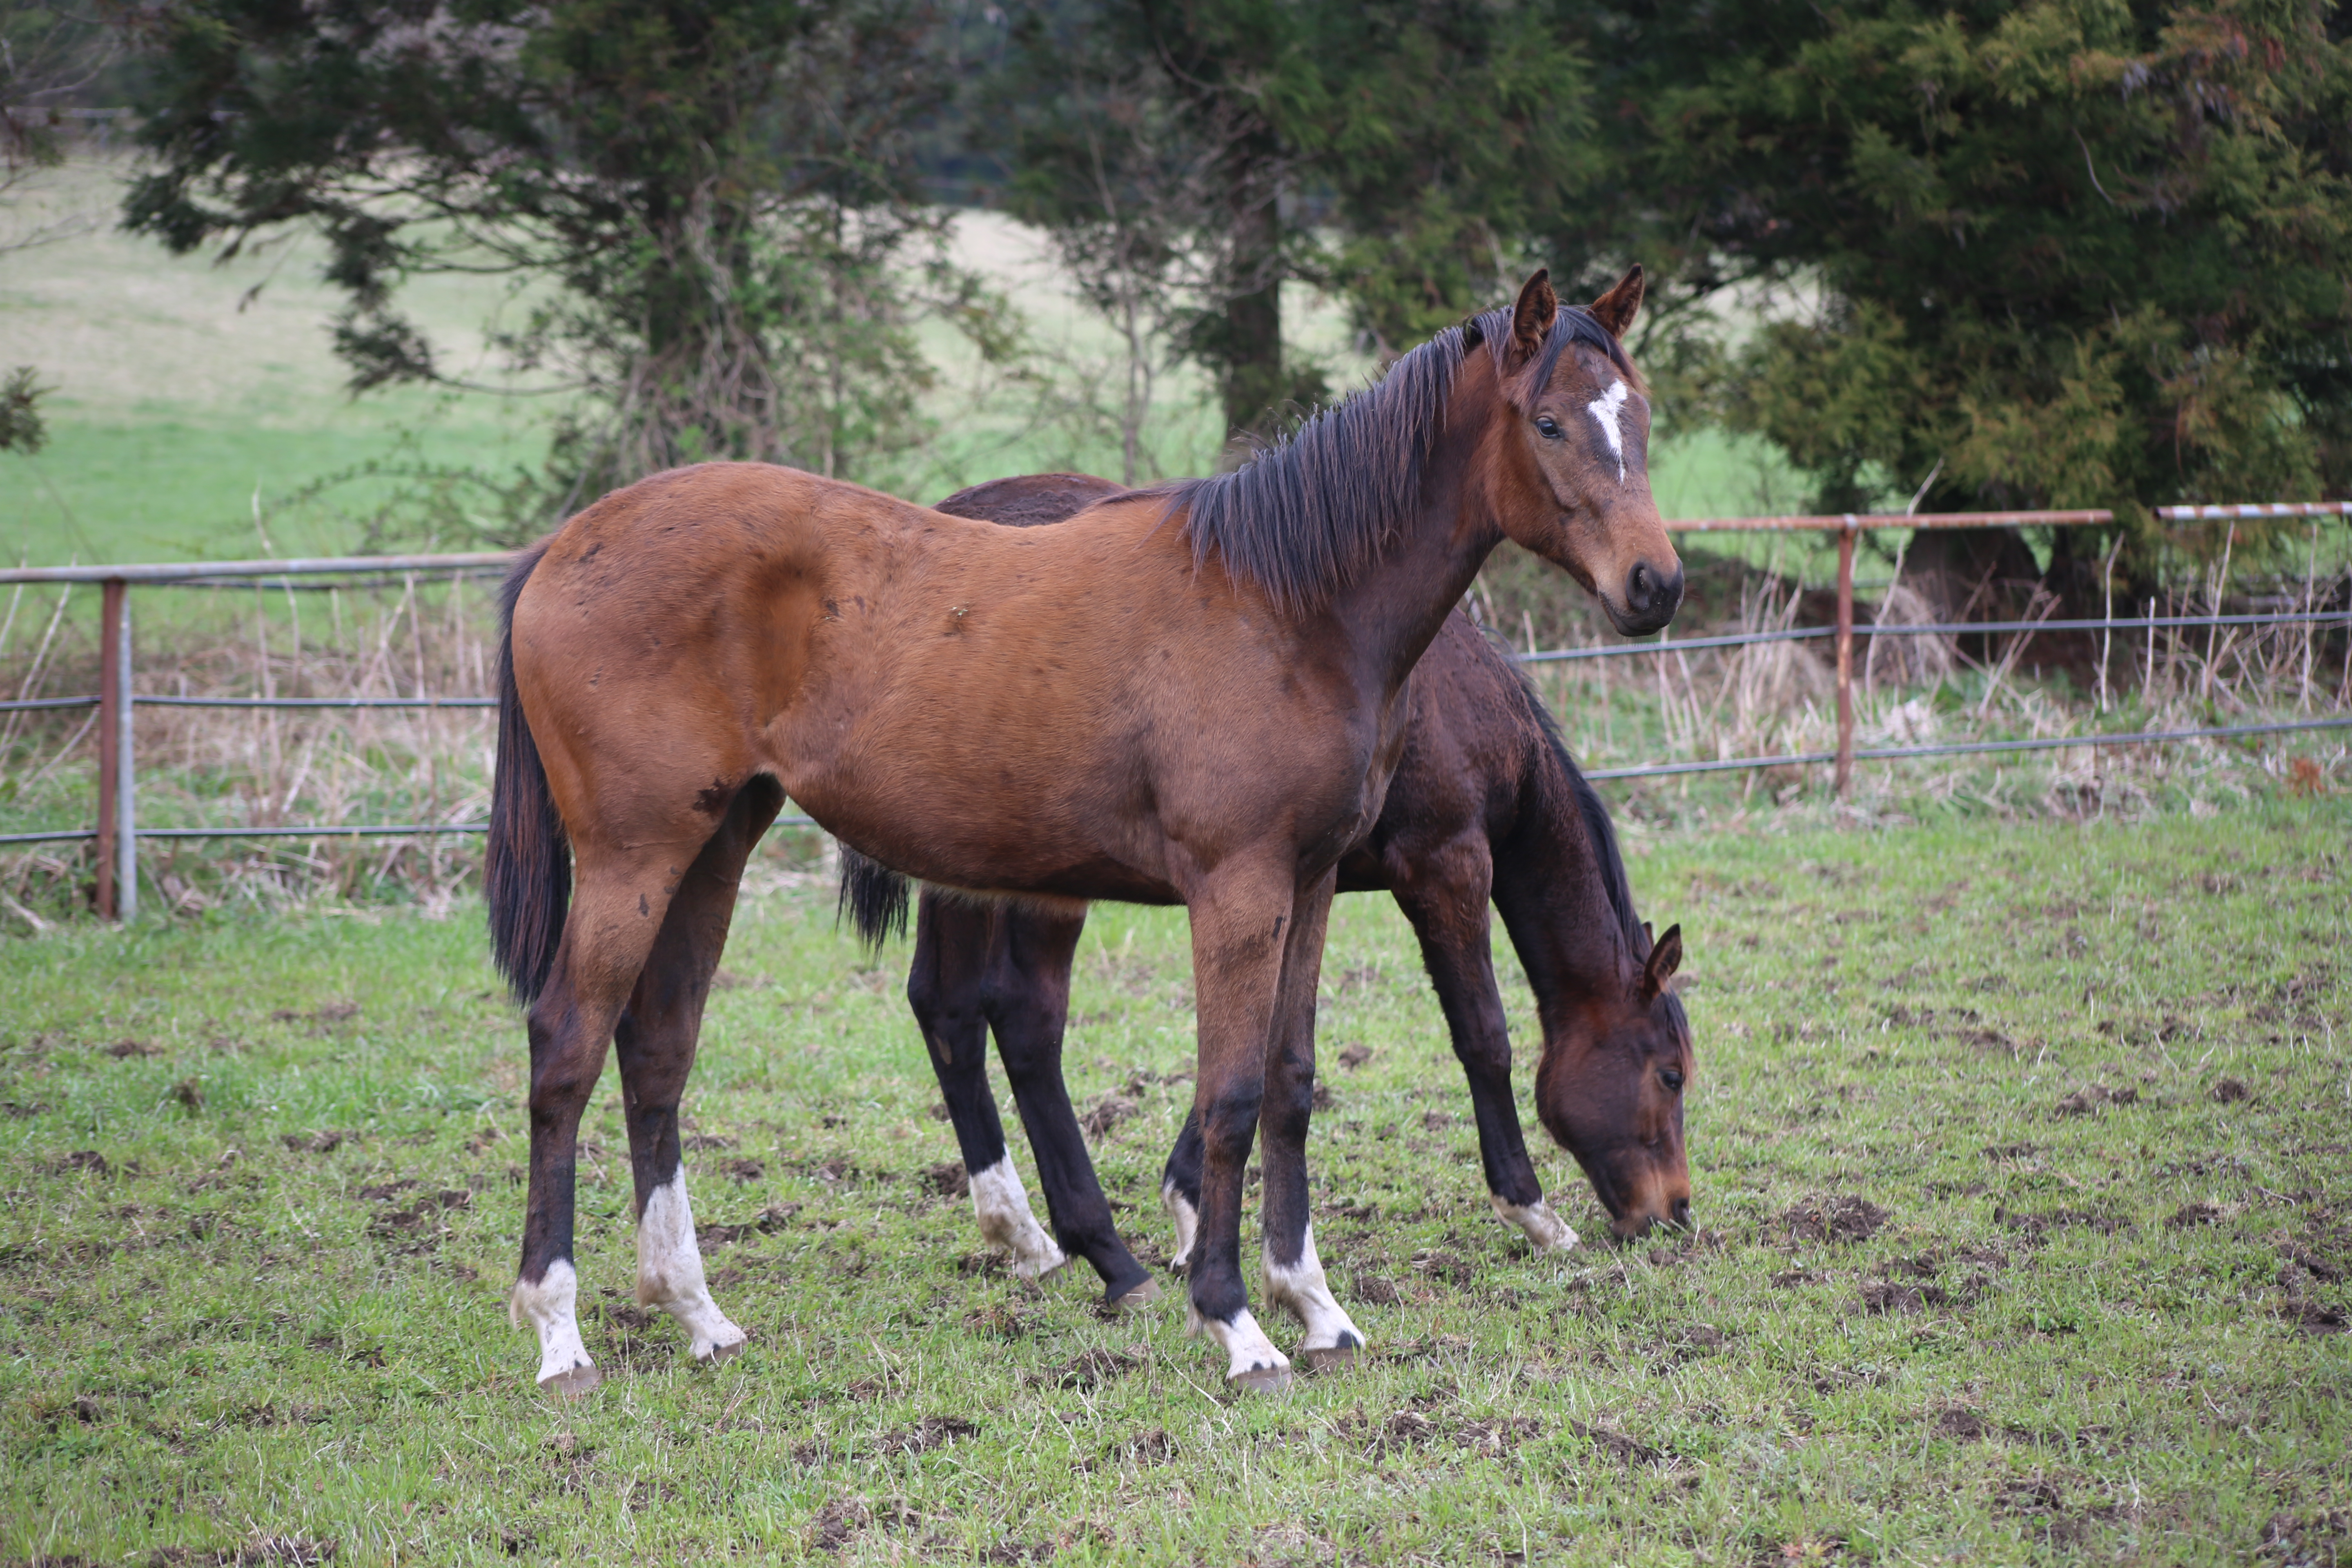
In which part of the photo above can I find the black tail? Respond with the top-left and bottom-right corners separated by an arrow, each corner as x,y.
487,539 -> 569,1004
836,846 -> 911,952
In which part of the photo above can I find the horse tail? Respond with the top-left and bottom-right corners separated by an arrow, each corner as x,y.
487,539 -> 569,1004
836,846 -> 911,952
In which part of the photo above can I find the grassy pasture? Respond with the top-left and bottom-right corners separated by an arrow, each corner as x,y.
2,801 -> 2348,1564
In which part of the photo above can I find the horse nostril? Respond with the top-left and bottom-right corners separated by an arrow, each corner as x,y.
1670,1197 -> 1692,1228
1628,561 -> 1655,609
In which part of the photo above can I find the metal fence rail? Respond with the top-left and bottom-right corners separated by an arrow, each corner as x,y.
3,505 -> 2346,918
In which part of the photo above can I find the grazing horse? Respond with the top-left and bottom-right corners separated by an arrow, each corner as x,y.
846,477 -> 1693,1313
486,268 -> 1680,1393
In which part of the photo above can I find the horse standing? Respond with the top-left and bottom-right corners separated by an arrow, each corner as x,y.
486,269 -> 1680,1392
849,476 -> 1693,1312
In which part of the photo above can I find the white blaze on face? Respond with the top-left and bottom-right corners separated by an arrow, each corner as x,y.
635,1173 -> 748,1362
968,1157 -> 1068,1279
1588,379 -> 1630,483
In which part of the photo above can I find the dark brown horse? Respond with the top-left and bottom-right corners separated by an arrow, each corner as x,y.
486,268 -> 1680,1393
849,474 -> 1692,1315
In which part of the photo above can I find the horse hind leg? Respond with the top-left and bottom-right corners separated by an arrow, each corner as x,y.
907,892 -> 1067,1281
1254,868 -> 1366,1370
614,778 -> 783,1365
513,834 -> 715,1395
983,901 -> 1158,1310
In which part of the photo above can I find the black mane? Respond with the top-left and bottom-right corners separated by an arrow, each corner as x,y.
1165,303 -> 1634,611
1489,628 -> 1651,960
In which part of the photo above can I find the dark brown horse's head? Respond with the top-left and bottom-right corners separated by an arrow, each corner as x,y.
1532,922 -> 1694,1238
1482,267 -> 1682,637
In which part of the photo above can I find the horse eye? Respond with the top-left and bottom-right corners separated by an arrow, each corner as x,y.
1660,1068 -> 1685,1093
1535,415 -> 1562,440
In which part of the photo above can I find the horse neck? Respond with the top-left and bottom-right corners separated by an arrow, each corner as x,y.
1489,750 -> 1638,1028
1312,370 -> 1511,697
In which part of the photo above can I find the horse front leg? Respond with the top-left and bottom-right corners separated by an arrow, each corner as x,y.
612,781 -> 778,1366
1395,840 -> 1577,1253
1182,860 -> 1309,1391
908,893 -> 1068,1281
1255,867 -> 1366,1368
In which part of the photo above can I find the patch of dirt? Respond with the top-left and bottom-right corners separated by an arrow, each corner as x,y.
1411,1249 -> 1477,1289
1336,1045 -> 1374,1070
145,1537 -> 338,1567
1421,1109 -> 1455,1132
1770,1268 -> 1826,1289
1078,1094 -> 1136,1139
1105,1428 -> 1178,1464
1999,1205 -> 2134,1239
356,1180 -> 416,1202
1352,1273 -> 1402,1306
2261,1507 -> 2352,1565
281,1131 -> 347,1154
698,1204 -> 799,1247
1565,1419 -> 1664,1467
1857,1281 -> 1951,1315
722,1159 -> 765,1183
1783,1195 -> 1889,1244
919,1162 -> 969,1198
1043,1347 -> 1140,1390
50,1150 -> 109,1177
962,1301 -> 1035,1339
2167,1202 -> 2226,1228
106,1041 -> 164,1059
2054,1083 -> 2138,1117
681,1132 -> 737,1150
1933,1407 -> 1991,1441
2213,1077 -> 2252,1104
878,1416 -> 978,1456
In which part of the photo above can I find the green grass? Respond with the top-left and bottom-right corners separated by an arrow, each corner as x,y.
3,801 -> 2349,1564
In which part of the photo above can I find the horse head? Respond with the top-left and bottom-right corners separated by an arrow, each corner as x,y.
1476,267 -> 1683,637
1532,921 -> 1694,1238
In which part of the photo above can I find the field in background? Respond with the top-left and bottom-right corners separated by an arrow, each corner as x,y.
1,803 -> 2347,1564
3,159 -> 1790,569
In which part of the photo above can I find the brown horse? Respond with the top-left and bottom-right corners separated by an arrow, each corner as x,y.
486,268 -> 1680,1393
847,474 -> 1692,1315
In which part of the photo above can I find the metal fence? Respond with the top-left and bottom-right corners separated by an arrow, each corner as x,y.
4,504 -> 2349,920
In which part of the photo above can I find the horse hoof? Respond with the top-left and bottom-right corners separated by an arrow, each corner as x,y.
1107,1277 -> 1162,1314
539,1361 -> 602,1399
1303,1343 -> 1358,1373
1228,1364 -> 1292,1394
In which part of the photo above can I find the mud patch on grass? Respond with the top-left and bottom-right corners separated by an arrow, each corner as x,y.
1783,1195 -> 1889,1243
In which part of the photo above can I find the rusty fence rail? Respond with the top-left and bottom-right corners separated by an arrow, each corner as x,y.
3,507 -> 2348,919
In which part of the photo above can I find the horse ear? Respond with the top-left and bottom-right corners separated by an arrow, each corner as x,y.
1642,922 -> 1683,1000
1508,269 -> 1557,367
1589,264 -> 1645,339
1642,920 -> 1654,948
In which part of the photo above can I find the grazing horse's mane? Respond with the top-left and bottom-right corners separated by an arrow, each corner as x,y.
1168,303 -> 1636,611
1483,626 -> 1658,968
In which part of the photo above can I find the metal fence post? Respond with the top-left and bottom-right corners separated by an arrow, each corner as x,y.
1835,520 -> 1857,797
96,579 -> 123,920
115,588 -> 136,920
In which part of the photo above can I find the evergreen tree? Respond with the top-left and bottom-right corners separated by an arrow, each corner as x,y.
1583,0 -> 2352,555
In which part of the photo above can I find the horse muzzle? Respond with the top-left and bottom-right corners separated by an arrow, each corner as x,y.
1605,559 -> 1684,637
